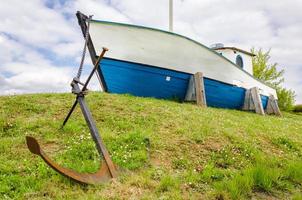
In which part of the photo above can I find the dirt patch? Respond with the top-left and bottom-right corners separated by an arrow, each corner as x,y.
42,141 -> 62,154
201,137 -> 227,152
252,192 -> 281,200
257,136 -> 287,157
99,180 -> 145,200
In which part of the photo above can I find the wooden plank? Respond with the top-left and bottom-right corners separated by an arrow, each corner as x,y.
194,72 -> 206,107
271,97 -> 282,116
185,72 -> 206,107
266,95 -> 282,116
250,87 -> 265,115
249,94 -> 255,110
243,89 -> 256,111
266,96 -> 274,114
185,76 -> 195,101
242,89 -> 251,110
200,73 -> 207,106
243,88 -> 282,116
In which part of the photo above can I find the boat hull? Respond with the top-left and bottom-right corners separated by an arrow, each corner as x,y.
100,58 -> 268,109
89,20 -> 276,99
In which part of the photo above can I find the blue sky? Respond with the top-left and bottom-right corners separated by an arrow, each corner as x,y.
0,0 -> 301,103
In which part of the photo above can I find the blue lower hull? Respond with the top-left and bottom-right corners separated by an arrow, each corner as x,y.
100,58 -> 268,109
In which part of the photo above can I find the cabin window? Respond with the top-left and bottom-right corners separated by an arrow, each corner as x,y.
236,55 -> 244,68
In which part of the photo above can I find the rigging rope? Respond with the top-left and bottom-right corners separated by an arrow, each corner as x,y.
76,15 -> 93,80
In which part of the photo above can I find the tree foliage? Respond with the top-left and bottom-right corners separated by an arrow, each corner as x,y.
251,48 -> 295,111
275,87 -> 296,111
251,48 -> 285,88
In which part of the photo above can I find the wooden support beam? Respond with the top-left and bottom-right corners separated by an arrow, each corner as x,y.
266,95 -> 282,116
185,75 -> 195,101
185,72 -> 207,107
194,72 -> 206,106
242,89 -> 251,111
251,87 -> 265,115
242,87 -> 265,115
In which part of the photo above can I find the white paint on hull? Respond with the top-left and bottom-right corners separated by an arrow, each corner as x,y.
89,20 -> 277,98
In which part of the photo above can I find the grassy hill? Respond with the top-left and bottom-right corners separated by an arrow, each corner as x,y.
0,92 -> 301,199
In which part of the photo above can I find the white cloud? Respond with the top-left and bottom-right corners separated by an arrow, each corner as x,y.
1,63 -> 72,94
0,0 -> 101,95
0,0 -> 78,49
0,32 -> 73,94
0,0 -> 301,103
63,0 -> 131,23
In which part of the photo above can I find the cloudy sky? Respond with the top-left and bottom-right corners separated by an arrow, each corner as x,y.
0,0 -> 301,103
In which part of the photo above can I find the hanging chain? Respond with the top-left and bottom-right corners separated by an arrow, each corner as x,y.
76,15 -> 93,80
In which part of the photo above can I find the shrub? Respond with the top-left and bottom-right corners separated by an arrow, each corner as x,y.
293,104 -> 302,113
276,87 -> 296,111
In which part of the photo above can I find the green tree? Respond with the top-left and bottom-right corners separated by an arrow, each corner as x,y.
275,87 -> 296,111
251,48 -> 284,88
251,48 -> 295,111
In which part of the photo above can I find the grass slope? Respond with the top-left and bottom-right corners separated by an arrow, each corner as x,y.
0,92 -> 301,200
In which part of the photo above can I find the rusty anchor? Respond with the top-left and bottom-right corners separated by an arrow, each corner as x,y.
26,47 -> 118,184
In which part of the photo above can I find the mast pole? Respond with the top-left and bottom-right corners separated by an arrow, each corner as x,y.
169,0 -> 173,32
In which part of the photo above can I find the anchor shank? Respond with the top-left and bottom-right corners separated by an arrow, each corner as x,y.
75,84 -> 117,178
62,48 -> 108,127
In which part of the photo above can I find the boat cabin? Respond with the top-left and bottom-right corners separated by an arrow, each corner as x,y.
211,44 -> 255,75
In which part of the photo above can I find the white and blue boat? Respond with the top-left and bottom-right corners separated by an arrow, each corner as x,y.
76,12 -> 277,110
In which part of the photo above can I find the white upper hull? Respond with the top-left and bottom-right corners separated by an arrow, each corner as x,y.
89,20 -> 277,98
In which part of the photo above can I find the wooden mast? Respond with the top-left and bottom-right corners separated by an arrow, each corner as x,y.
169,0 -> 173,32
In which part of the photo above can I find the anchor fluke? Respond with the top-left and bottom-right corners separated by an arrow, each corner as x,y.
26,136 -> 115,184
26,136 -> 41,155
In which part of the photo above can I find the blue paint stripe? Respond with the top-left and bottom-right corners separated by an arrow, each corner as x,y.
261,95 -> 269,109
100,58 -> 189,100
99,58 -> 269,110
204,78 -> 246,109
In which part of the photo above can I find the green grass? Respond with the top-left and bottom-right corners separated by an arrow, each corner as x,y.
0,92 -> 301,199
